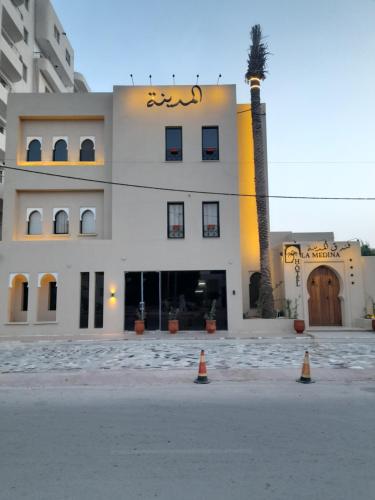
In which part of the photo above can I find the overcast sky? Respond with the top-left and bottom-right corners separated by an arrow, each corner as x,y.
54,0 -> 375,245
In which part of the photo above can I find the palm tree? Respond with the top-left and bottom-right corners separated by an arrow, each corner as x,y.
245,24 -> 275,318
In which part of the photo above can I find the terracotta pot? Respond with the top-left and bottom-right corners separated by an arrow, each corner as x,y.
372,319 -> 375,331
134,319 -> 145,335
168,319 -> 179,334
206,319 -> 216,334
294,319 -> 305,334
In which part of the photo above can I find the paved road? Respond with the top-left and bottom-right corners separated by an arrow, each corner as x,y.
1,338 -> 375,373
0,380 -> 374,500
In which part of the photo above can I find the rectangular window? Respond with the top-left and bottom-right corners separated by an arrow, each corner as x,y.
49,282 -> 57,311
22,63 -> 27,82
166,127 -> 182,161
22,282 -> 28,312
54,25 -> 60,44
168,202 -> 184,239
65,50 -> 71,66
202,126 -> 219,161
23,28 -> 28,45
79,272 -> 90,328
94,272 -> 104,329
24,0 -> 29,10
202,202 -> 220,237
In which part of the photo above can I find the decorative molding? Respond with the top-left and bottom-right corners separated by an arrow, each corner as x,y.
9,273 -> 30,287
37,273 -> 58,287
53,208 -> 69,220
80,207 -> 96,220
26,208 -> 43,221
26,137 -> 42,149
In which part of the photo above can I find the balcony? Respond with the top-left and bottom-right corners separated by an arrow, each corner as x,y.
74,72 -> 90,93
2,0 -> 24,43
0,130 -> 5,159
0,80 -> 8,118
35,56 -> 66,93
0,29 -> 22,82
35,0 -> 74,88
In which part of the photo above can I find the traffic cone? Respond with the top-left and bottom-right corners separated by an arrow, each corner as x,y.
194,349 -> 210,384
297,351 -> 314,384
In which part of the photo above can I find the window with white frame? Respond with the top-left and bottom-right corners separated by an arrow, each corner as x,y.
27,209 -> 43,235
80,138 -> 95,161
202,202 -> 220,237
53,209 -> 69,234
27,138 -> 42,161
80,208 -> 96,234
53,138 -> 68,161
168,202 -> 184,239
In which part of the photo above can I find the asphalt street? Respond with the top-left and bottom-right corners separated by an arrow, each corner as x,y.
1,380 -> 374,500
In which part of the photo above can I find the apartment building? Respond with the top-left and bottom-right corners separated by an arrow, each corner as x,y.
0,0 -> 89,161
0,84 -> 262,336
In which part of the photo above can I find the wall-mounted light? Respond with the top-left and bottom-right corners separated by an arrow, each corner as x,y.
110,291 -> 116,298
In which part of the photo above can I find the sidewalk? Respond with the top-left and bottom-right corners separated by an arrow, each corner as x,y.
0,327 -> 374,343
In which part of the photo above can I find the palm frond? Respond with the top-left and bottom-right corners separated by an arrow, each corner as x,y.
245,24 -> 269,82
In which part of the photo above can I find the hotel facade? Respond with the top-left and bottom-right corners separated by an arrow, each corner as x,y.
0,84 -> 262,336
1,83 -> 374,338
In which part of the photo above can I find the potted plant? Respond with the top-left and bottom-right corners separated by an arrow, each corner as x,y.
286,298 -> 305,334
134,304 -> 146,335
204,300 -> 217,334
168,307 -> 179,334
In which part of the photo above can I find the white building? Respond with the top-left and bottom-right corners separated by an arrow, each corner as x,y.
0,0 -> 90,160
0,83 -> 264,337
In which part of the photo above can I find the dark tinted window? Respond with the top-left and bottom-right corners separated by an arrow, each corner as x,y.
22,282 -> 28,312
80,139 -> 95,161
53,139 -> 68,161
94,272 -> 104,328
79,272 -> 90,328
49,282 -> 57,311
166,127 -> 182,161
202,126 -> 219,161
27,139 -> 41,161
168,202 -> 184,238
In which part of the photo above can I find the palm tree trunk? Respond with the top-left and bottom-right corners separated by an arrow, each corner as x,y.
250,78 -> 275,318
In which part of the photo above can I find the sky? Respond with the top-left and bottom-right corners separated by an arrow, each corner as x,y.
54,0 -> 375,245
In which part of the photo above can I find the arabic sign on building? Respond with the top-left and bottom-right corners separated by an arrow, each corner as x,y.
283,241 -> 352,287
146,85 -> 203,108
284,241 -> 351,264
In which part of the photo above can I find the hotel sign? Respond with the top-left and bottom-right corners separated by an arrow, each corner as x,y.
284,241 -> 352,287
146,85 -> 203,108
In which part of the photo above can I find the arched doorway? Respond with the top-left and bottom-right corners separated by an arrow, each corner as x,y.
307,266 -> 342,326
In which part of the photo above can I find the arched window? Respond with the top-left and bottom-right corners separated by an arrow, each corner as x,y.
80,209 -> 95,234
80,139 -> 95,161
53,139 -> 68,161
28,210 -> 42,235
27,139 -> 42,161
54,210 -> 69,234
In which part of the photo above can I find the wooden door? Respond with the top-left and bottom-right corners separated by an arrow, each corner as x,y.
307,266 -> 342,326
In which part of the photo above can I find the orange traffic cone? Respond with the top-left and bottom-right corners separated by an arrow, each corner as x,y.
194,349 -> 210,384
297,351 -> 314,384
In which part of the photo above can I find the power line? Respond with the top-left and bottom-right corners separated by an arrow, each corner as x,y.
2,164 -> 375,201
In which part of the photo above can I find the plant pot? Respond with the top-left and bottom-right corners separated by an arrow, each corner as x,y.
134,319 -> 145,335
294,319 -> 305,334
168,319 -> 179,334
206,319 -> 216,334
372,319 -> 375,331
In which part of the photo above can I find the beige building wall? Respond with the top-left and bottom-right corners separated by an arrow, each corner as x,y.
0,84 -> 261,336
